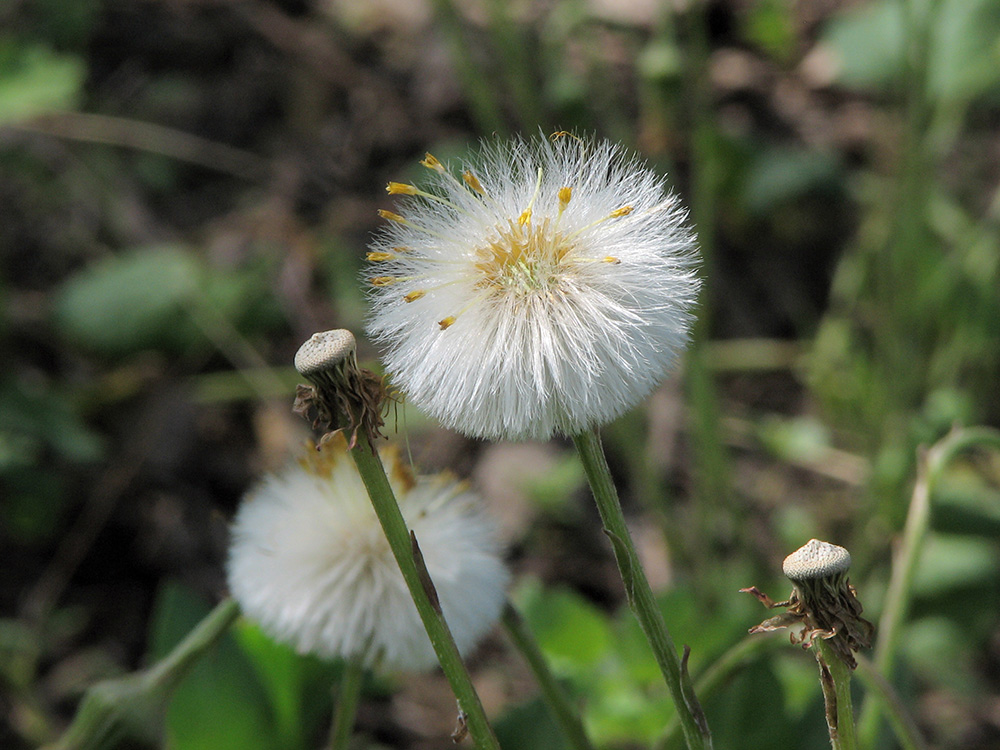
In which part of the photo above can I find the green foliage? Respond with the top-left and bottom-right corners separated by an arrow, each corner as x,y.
0,39 -> 84,125
54,246 -> 204,357
149,582 -> 339,750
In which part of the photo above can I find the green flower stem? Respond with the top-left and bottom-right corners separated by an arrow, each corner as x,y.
656,634 -> 775,750
858,426 -> 1000,747
572,429 -> 712,750
500,602 -> 595,750
327,654 -> 366,750
815,638 -> 858,750
349,440 -> 501,750
48,598 -> 240,750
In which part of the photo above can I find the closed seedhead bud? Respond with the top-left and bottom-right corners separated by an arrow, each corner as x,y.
744,539 -> 873,669
783,539 -> 851,583
292,329 -> 387,449
295,329 -> 357,379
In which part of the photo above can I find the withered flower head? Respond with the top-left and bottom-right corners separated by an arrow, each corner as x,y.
743,539 -> 874,669
293,329 -> 388,448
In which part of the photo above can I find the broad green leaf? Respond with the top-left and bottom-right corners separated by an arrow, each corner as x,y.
516,579 -> 613,671
54,245 -> 203,356
149,581 -> 278,750
233,620 -> 340,750
0,41 -> 84,124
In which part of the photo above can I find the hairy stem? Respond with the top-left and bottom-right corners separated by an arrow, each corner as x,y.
815,639 -> 858,750
349,440 -> 501,750
572,428 -> 712,750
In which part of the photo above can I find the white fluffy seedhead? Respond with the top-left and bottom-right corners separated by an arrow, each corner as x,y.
365,135 -> 700,441
226,434 -> 508,671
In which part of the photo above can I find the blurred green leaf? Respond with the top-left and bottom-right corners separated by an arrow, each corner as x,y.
743,0 -> 796,63
494,696 -> 569,750
743,148 -> 840,215
821,0 -> 1000,103
516,579 -> 613,672
912,535 -> 999,596
757,416 -> 831,464
821,0 -> 904,89
932,482 -> 1000,537
707,659 -> 795,750
54,245 -> 203,357
0,39 -> 84,124
902,616 -> 977,694
1,466 -> 65,543
233,620 -> 339,750
149,582 -> 279,750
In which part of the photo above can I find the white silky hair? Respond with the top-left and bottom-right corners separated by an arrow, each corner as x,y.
366,135 -> 700,441
226,440 -> 508,671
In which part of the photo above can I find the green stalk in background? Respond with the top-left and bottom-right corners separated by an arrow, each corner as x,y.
294,329 -> 501,750
47,599 -> 240,750
858,427 -> 1000,748
501,602 -> 595,750
327,653 -> 366,750
573,428 -> 713,750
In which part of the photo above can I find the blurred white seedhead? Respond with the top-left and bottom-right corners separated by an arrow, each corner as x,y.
226,433 -> 509,671
365,134 -> 700,441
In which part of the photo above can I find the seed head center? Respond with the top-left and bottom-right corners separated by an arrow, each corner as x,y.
475,218 -> 574,294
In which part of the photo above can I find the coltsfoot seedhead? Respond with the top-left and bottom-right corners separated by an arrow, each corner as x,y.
294,329 -> 357,377
783,539 -> 851,582
743,538 -> 873,669
292,329 -> 387,449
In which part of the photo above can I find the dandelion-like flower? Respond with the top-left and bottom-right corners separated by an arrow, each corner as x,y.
226,433 -> 509,671
366,135 -> 700,441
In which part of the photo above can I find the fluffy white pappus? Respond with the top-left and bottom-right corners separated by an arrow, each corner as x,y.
226,433 -> 509,671
365,135 -> 701,441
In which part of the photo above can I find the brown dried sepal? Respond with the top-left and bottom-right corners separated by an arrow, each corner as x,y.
293,365 -> 388,451
740,572 -> 874,670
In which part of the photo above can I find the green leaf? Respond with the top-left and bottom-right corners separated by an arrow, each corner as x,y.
494,697 -> 569,750
515,579 -> 613,672
149,582 -> 279,750
820,1 -> 905,90
0,40 -> 84,124
233,620 -> 340,750
912,535 -> 999,596
54,245 -> 203,356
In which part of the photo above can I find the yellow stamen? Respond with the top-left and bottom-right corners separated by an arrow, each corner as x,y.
558,186 -> 572,209
370,276 -> 396,287
438,316 -> 456,330
603,256 -> 621,264
549,130 -> 583,144
377,209 -> 406,223
518,208 -> 532,226
404,290 -> 425,303
386,182 -> 418,195
463,171 -> 485,195
610,205 -> 633,218
393,246 -> 412,253
420,153 -> 444,172
366,251 -> 394,262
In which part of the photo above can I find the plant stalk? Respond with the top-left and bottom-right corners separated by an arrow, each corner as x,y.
48,599 -> 240,750
327,653 -> 366,750
572,428 -> 712,750
501,602 -> 595,750
349,439 -> 501,750
858,426 -> 1000,747
815,638 -> 858,750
